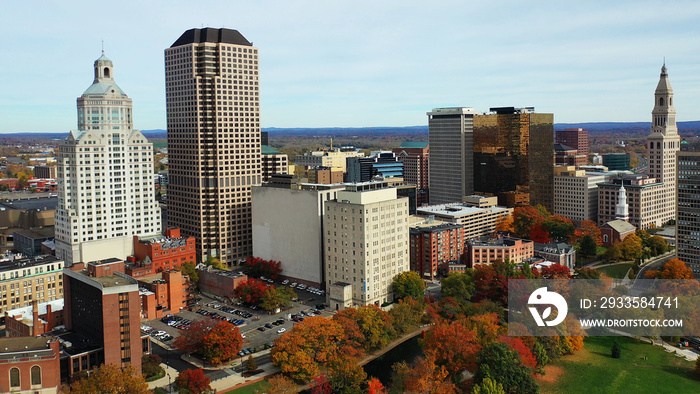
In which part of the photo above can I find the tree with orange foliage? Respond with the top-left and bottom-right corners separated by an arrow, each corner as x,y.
68,364 -> 148,394
495,214 -> 514,233
661,258 -> 694,279
464,312 -> 503,345
267,375 -> 298,393
472,264 -> 508,306
333,305 -> 396,351
529,223 -> 552,243
421,320 -> 482,376
393,354 -> 458,393
511,206 -> 546,239
571,219 -> 602,245
367,378 -> 386,394
175,368 -> 211,394
271,316 -> 345,382
202,320 -> 243,365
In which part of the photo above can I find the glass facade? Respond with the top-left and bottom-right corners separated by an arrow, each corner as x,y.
677,152 -> 700,274
473,110 -> 553,211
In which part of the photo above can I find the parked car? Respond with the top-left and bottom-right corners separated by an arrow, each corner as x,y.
277,327 -> 286,334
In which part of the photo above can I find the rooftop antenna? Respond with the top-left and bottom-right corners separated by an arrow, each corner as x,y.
101,39 -> 105,55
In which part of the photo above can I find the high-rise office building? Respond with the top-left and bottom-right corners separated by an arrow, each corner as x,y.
55,53 -> 161,265
473,107 -> 554,211
556,128 -> 589,156
553,166 -> 607,223
393,142 -> 429,206
165,28 -> 261,265
677,151 -> 700,274
428,107 -> 477,205
647,64 -> 680,226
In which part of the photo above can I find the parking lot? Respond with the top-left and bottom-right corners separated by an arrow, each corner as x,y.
142,289 -> 333,361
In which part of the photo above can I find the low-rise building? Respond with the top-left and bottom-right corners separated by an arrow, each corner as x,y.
0,336 -> 61,393
600,220 -> 636,247
128,228 -> 196,275
4,299 -> 64,337
197,265 -> 248,301
467,236 -> 534,267
138,270 -> 192,320
261,145 -> 289,182
416,203 -> 512,240
533,242 -> 576,269
13,227 -> 55,257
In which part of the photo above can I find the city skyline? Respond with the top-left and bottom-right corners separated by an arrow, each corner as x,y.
2,0 -> 700,132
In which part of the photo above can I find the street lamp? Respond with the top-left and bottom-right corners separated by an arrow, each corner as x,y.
166,372 -> 172,394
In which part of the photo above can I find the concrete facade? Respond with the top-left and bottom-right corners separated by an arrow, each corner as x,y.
416,203 -> 512,240
252,184 -> 344,287
324,183 -> 409,308
598,175 -> 665,229
553,166 -> 607,223
0,255 -> 64,316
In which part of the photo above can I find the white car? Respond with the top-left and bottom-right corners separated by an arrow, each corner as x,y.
277,328 -> 286,334
282,279 -> 289,285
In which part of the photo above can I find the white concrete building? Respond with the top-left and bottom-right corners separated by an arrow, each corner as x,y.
416,203 -> 512,240
252,183 -> 344,287
324,182 -> 409,309
55,52 -> 161,265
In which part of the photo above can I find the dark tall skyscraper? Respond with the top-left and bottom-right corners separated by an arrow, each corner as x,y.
677,151 -> 700,275
165,28 -> 261,265
473,107 -> 554,211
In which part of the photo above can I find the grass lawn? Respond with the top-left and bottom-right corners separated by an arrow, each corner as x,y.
224,379 -> 270,394
596,263 -> 633,279
537,336 -> 699,393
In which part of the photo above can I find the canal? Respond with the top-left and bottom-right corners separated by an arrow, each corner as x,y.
362,336 -> 424,386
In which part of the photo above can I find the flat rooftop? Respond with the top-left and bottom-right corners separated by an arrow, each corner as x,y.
0,336 -> 55,353
417,204 -> 510,218
0,254 -> 62,273
0,196 -> 58,211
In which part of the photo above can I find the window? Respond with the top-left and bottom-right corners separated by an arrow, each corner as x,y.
31,365 -> 41,385
10,367 -> 20,387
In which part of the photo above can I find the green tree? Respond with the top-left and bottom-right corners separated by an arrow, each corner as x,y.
579,234 -> 598,258
619,234 -> 643,261
472,377 -> 506,394
179,261 -> 199,283
204,256 -> 226,270
474,342 -> 539,394
611,341 -> 621,359
646,235 -> 669,256
533,341 -> 549,375
392,271 -> 426,300
544,215 -> 575,243
260,287 -> 285,311
327,356 -> 368,394
441,271 -> 475,304
388,297 -> 423,334
603,244 -> 622,262
695,357 -> 700,379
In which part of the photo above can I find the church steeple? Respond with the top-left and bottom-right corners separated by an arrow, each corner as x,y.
615,185 -> 629,221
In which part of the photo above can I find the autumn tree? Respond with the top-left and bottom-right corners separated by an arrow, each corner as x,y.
603,244 -> 622,262
333,305 -> 396,351
266,375 -> 298,394
495,215 -> 514,233
174,318 -> 215,354
68,364 -> 149,394
202,320 -> 244,365
326,355 -> 368,393
392,271 -> 426,300
389,297 -> 423,334
499,337 -> 537,371
574,267 -> 601,279
571,220 -> 602,245
176,368 -> 211,394
234,278 -> 270,305
660,258 -> 694,279
539,264 -> 572,279
247,354 -> 257,371
474,342 -> 538,394
472,264 -> 508,306
244,256 -> 283,279
532,341 -> 550,375
646,235 -> 669,256
260,287 -> 286,311
511,206 -> 546,239
421,320 -> 482,377
368,377 -> 386,394
619,233 -> 643,261
271,316 -> 346,382
392,354 -> 458,394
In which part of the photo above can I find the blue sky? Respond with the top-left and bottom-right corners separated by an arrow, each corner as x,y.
2,0 -> 700,132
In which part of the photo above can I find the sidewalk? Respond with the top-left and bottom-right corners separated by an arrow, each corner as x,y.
148,363 -> 179,391
607,329 -> 698,362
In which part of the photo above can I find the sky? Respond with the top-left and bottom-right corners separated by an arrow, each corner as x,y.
2,0 -> 700,132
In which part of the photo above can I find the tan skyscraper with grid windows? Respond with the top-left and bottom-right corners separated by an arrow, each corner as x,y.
165,28 -> 261,265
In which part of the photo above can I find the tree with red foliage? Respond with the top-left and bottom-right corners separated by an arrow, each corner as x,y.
539,263 -> 572,279
202,320 -> 243,365
543,215 -> 575,243
173,318 -> 215,354
176,368 -> 211,394
234,278 -> 269,304
472,264 -> 508,306
421,320 -> 482,376
311,374 -> 332,394
528,223 -> 552,244
244,257 -> 283,280
511,206 -> 546,239
499,336 -> 537,372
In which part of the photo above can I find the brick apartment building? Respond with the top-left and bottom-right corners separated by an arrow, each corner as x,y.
127,228 -> 196,276
409,222 -> 464,280
4,299 -> 64,337
467,237 -> 534,267
139,270 -> 192,319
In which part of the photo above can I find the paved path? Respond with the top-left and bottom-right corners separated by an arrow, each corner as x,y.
147,363 -> 179,391
607,329 -> 699,362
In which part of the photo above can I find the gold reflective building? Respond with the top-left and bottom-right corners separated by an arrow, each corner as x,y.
473,107 -> 554,211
